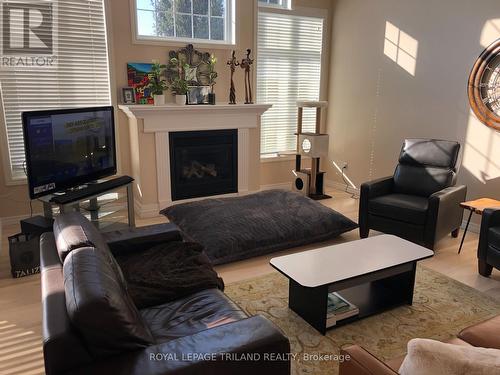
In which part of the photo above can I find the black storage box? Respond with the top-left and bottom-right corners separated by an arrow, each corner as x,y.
8,233 -> 41,278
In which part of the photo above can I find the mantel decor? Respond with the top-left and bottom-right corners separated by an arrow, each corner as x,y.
468,38 -> 500,130
166,44 -> 212,86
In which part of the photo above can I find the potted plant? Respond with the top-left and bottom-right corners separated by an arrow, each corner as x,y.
208,54 -> 218,105
171,78 -> 189,105
147,62 -> 168,105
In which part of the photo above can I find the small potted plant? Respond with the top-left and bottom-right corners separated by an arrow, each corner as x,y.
171,78 -> 189,105
148,62 -> 168,106
208,54 -> 218,105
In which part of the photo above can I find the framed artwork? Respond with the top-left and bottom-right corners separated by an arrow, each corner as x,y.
122,87 -> 136,104
187,86 -> 211,105
127,63 -> 154,104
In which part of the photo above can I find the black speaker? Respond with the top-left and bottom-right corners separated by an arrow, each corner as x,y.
8,233 -> 41,278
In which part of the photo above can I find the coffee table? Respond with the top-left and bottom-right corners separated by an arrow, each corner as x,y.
270,235 -> 433,334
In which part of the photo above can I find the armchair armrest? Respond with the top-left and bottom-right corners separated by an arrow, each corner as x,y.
478,208 -> 500,260
359,177 -> 394,237
360,176 -> 394,199
71,315 -> 290,375
425,185 -> 467,248
339,345 -> 397,375
102,223 -> 182,256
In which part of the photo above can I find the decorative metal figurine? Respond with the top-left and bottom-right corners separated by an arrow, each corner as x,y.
240,49 -> 254,104
227,50 -> 239,105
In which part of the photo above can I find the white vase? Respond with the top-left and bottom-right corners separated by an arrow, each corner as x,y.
153,94 -> 165,106
175,94 -> 186,106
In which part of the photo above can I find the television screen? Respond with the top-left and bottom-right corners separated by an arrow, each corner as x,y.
23,106 -> 116,199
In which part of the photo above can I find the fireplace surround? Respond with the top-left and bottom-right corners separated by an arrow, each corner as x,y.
118,104 -> 272,217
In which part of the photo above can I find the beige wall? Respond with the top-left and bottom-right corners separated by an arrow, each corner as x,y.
0,0 -> 333,218
327,0 -> 500,216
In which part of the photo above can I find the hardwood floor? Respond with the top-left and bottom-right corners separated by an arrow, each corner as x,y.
0,187 -> 498,374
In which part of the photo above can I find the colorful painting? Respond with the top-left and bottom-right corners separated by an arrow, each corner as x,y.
127,63 -> 154,104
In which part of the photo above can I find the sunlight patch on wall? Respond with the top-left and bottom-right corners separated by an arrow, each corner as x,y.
480,18 -> 500,48
383,21 -> 418,76
462,111 -> 500,184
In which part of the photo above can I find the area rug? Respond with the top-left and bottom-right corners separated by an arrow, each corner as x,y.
225,265 -> 500,375
161,190 -> 357,265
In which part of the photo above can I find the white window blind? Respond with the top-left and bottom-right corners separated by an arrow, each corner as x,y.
257,11 -> 323,155
0,0 -> 111,179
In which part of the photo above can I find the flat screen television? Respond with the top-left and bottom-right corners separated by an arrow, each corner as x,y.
22,106 -> 116,199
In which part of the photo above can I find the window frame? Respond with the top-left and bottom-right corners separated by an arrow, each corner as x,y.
256,5 -> 329,160
131,0 -> 236,48
258,0 -> 292,10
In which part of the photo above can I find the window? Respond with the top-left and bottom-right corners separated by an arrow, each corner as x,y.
0,0 -> 111,180
257,11 -> 324,155
258,0 -> 291,10
135,0 -> 233,44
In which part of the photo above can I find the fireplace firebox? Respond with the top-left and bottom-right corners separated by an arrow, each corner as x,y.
169,130 -> 238,201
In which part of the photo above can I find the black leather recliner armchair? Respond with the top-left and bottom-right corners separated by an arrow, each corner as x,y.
359,139 -> 467,250
477,208 -> 500,277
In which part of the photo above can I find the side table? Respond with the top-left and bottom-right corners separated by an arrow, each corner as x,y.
459,198 -> 500,253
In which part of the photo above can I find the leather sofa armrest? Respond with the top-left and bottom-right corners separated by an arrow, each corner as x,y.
478,208 -> 500,260
425,185 -> 467,247
339,346 -> 397,375
458,315 -> 500,350
70,315 -> 290,375
102,223 -> 182,256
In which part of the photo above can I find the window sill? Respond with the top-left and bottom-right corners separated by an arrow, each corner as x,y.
261,154 -> 309,163
132,36 -> 236,50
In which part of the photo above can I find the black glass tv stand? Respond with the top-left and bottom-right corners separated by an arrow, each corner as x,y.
38,175 -> 135,228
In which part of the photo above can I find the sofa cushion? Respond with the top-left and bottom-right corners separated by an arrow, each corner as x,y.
140,289 -> 247,343
399,338 -> 500,375
369,193 -> 429,225
54,212 -> 109,262
64,247 -> 154,358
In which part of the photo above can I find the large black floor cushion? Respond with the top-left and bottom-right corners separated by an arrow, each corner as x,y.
161,190 -> 358,265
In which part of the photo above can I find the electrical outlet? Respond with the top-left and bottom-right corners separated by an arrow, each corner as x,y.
342,162 -> 348,169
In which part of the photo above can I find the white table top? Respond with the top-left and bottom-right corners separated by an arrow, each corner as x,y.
270,235 -> 434,288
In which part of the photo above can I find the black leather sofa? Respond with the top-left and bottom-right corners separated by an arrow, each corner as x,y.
478,208 -> 500,277
41,212 -> 290,375
359,139 -> 467,250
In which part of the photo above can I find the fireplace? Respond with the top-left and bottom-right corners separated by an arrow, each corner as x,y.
169,130 -> 238,201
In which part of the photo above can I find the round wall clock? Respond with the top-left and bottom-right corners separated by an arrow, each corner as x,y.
468,38 -> 500,130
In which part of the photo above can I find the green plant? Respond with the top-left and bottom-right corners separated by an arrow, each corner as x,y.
147,62 -> 168,95
208,54 -> 218,92
171,78 -> 189,95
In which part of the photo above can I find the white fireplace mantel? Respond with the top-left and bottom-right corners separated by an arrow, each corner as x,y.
119,104 -> 272,132
118,104 -> 272,216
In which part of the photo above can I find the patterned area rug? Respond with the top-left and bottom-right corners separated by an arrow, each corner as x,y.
225,265 -> 500,375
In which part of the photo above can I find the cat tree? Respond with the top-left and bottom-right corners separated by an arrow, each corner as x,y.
292,101 -> 331,200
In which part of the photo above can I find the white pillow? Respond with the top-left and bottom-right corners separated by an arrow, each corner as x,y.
399,338 -> 500,375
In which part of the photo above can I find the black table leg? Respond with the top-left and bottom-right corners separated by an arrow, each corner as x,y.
458,210 -> 473,254
289,280 -> 328,335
